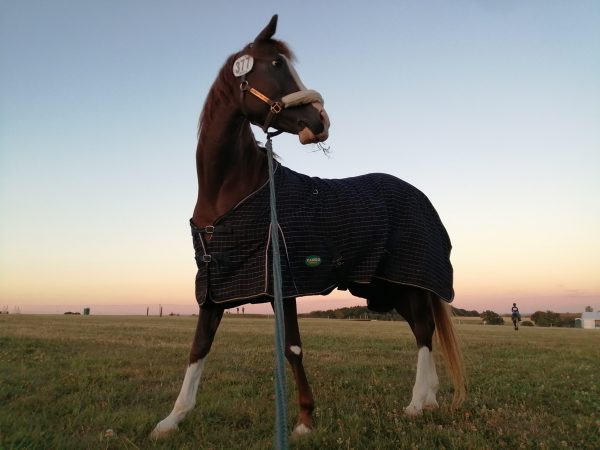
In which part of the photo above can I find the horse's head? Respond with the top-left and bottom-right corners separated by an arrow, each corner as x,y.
233,15 -> 329,144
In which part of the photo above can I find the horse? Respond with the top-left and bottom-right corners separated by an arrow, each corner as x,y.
512,313 -> 520,330
151,15 -> 465,440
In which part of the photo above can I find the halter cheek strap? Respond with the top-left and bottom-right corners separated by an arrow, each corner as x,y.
240,81 -> 283,114
239,78 -> 283,132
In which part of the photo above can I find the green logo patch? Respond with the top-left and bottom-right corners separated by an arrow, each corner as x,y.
305,255 -> 322,267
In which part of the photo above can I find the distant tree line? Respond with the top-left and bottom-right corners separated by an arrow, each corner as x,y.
478,309 -> 580,327
299,305 -> 580,327
300,306 -> 403,321
300,306 -> 480,321
530,311 -> 578,327
452,307 -> 481,317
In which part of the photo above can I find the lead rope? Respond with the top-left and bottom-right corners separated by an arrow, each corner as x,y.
266,133 -> 288,450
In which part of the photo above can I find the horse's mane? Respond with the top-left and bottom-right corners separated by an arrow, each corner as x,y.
198,39 -> 295,141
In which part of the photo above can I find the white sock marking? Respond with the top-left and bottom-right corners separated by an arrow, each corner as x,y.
289,345 -> 302,355
293,423 -> 312,435
405,347 -> 431,415
424,351 -> 439,408
151,359 -> 205,439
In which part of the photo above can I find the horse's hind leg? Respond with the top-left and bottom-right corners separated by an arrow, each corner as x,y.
151,304 -> 224,439
279,298 -> 314,435
394,287 -> 439,416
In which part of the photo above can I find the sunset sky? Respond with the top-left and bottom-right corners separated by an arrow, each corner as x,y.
1,1 -> 599,315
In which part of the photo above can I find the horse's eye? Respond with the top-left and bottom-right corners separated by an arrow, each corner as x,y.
272,59 -> 282,68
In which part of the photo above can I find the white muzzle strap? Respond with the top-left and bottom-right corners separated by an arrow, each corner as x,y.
281,90 -> 324,108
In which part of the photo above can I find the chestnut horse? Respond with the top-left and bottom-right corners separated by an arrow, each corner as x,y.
152,15 -> 465,439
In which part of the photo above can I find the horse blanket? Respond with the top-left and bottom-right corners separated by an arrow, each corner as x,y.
191,162 -> 454,307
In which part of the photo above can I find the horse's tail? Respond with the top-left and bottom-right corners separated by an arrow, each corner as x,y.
432,297 -> 466,409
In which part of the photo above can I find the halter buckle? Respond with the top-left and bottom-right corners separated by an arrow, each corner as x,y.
270,102 -> 282,114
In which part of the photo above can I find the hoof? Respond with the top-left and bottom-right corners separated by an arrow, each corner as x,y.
404,405 -> 423,417
292,423 -> 312,436
423,400 -> 439,411
150,421 -> 178,440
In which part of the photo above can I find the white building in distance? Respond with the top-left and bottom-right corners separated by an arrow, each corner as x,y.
575,311 -> 600,329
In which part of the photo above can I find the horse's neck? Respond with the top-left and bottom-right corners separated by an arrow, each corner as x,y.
193,112 -> 268,227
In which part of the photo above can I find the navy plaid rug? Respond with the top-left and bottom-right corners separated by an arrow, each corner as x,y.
191,162 -> 453,307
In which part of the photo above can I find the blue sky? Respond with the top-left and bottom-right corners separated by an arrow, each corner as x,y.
1,1 -> 599,315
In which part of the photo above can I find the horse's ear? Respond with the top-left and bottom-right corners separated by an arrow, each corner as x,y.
254,14 -> 278,42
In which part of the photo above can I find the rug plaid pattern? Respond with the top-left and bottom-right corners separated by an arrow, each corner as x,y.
192,162 -> 453,306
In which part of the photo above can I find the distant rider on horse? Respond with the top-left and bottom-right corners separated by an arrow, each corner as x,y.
511,302 -> 521,330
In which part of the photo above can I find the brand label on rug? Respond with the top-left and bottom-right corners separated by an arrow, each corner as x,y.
305,255 -> 322,267
233,55 -> 254,77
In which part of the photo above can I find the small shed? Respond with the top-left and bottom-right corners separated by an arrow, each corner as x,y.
577,311 -> 600,329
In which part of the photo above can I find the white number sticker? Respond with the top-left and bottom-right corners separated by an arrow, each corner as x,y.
233,55 -> 254,77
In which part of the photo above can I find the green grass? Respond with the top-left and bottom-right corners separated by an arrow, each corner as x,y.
1,315 -> 598,449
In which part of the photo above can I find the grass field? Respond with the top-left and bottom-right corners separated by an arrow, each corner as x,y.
1,314 -> 598,449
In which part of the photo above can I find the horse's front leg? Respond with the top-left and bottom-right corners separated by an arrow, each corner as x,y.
279,298 -> 314,435
151,304 -> 224,439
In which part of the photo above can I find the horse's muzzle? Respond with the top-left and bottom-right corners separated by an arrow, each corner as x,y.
299,103 -> 329,144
